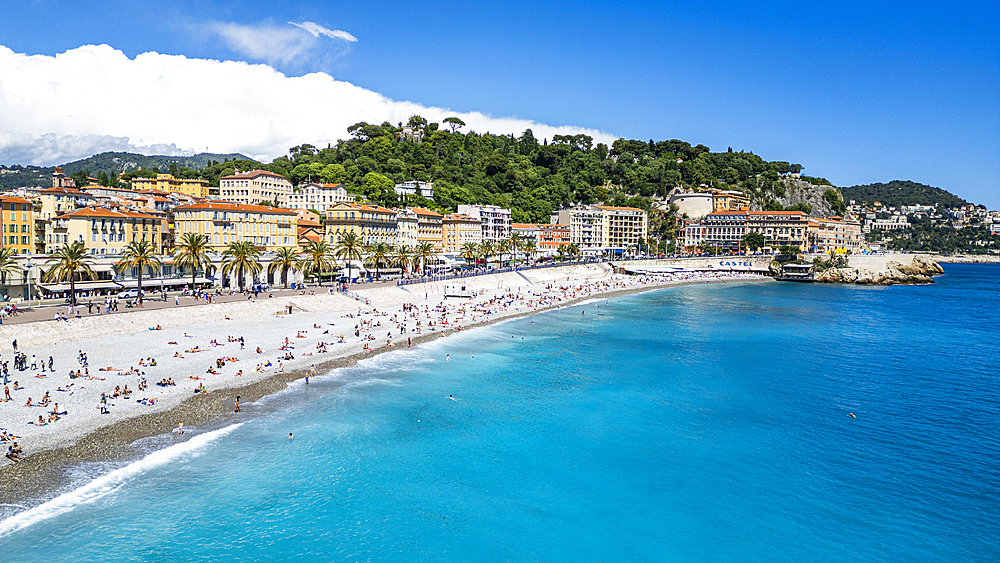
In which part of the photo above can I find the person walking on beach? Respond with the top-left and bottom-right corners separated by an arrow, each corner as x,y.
234,396 -> 240,413
48,356 -> 54,372
11,339 -> 16,352
307,365 -> 314,384
4,384 -> 9,401
177,422 -> 184,435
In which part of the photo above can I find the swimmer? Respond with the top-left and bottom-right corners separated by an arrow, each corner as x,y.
849,413 -> 857,419
288,433 -> 293,439
448,395 -> 456,401
446,354 -> 450,361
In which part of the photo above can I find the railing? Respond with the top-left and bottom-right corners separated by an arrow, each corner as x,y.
395,258 -> 604,286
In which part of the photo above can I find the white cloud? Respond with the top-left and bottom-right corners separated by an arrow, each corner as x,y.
0,44 -> 616,167
288,21 -> 357,43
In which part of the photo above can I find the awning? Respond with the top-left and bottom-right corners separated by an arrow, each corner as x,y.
116,277 -> 213,288
39,281 -> 122,292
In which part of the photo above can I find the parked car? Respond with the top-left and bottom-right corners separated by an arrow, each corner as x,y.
117,289 -> 146,299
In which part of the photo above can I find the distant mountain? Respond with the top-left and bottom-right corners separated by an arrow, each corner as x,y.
0,151 -> 255,191
840,180 -> 969,208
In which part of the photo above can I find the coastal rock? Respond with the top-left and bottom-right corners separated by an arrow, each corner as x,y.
814,255 -> 943,286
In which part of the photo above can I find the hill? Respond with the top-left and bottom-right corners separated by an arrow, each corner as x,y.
840,180 -> 968,208
0,152 -> 253,191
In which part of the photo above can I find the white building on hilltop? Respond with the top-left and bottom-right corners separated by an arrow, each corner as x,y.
394,181 -> 434,201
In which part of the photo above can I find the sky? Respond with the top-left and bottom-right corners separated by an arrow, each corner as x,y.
0,0 -> 997,208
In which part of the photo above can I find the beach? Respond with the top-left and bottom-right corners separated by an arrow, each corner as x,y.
0,264 -> 769,505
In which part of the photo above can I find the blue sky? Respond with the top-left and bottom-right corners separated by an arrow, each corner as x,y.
1,0 -> 997,209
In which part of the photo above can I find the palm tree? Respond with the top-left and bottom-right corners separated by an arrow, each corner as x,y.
0,247 -> 22,287
332,232 -> 363,283
268,246 -> 302,289
521,239 -> 537,265
567,243 -> 581,260
504,232 -> 522,267
42,242 -> 96,307
415,242 -> 435,276
395,245 -> 414,277
221,240 -> 262,292
116,239 -> 162,303
459,241 -> 479,269
364,241 -> 392,280
303,240 -> 333,285
173,233 -> 212,290
478,240 -> 495,268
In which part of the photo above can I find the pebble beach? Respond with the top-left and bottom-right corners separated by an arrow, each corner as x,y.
0,264 -> 769,505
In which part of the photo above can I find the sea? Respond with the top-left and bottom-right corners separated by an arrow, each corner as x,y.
0,264 -> 997,562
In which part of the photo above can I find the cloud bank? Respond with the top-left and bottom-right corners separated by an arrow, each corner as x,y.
205,20 -> 356,69
0,44 -> 616,167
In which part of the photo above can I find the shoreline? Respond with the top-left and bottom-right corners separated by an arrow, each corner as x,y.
0,273 -> 769,507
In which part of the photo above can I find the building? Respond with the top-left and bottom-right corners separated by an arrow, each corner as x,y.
551,205 -> 604,255
456,204 -> 511,243
595,206 -> 648,255
746,211 -> 809,251
442,213 -> 482,253
219,170 -> 293,206
667,192 -> 714,219
394,181 -> 434,201
324,203 -> 398,247
287,183 -> 359,213
695,210 -> 748,252
410,207 -> 445,252
0,196 -> 35,255
395,208 -> 419,249
297,217 -> 325,246
33,187 -> 95,219
49,207 -> 168,255
51,167 -> 76,189
130,174 -> 211,198
511,223 -> 571,256
807,217 -> 863,254
712,191 -> 751,212
173,202 -> 297,251
865,215 -> 910,233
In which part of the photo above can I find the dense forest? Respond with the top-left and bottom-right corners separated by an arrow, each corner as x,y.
841,180 -> 968,209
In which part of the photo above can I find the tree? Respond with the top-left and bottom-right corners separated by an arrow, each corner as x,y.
115,239 -> 162,303
478,240 -> 495,266
395,245 -> 414,276
520,238 -> 537,264
0,248 -> 21,287
741,232 -> 766,252
42,242 -> 96,307
415,242 -> 435,275
268,247 -> 302,289
332,233 -> 363,283
504,232 -> 522,266
443,117 -> 466,133
221,241 -> 262,292
303,240 -> 333,285
567,243 -> 580,258
364,241 -> 392,280
173,233 -> 212,290
459,241 -> 479,268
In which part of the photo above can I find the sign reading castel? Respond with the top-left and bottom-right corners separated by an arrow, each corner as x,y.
719,260 -> 754,267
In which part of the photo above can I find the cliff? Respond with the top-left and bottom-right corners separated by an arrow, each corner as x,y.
815,254 -> 944,285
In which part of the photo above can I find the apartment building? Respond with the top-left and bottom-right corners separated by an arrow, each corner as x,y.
287,183 -> 359,213
596,206 -> 648,255
173,202 -> 297,251
131,174 -> 211,198
219,170 -> 293,206
712,190 -> 751,212
410,207 -> 445,252
696,210 -> 748,252
0,196 -> 35,255
50,207 -> 167,255
551,206 -> 603,255
395,208 -> 419,249
394,181 -> 434,201
456,204 -> 511,243
807,217 -> 863,254
746,211 -> 809,250
33,187 -> 94,219
324,203 -> 398,247
442,213 -> 482,253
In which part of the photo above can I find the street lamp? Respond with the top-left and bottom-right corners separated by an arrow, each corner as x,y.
25,258 -> 32,309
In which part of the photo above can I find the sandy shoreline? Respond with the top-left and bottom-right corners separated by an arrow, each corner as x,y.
0,266 -> 770,507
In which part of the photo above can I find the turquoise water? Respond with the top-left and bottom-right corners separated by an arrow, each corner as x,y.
1,264 -> 997,561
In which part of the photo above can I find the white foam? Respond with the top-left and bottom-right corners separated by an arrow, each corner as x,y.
0,423 -> 242,538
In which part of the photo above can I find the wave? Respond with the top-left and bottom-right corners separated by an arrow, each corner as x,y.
0,423 -> 242,538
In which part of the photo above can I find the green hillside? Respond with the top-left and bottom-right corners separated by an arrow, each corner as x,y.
840,180 -> 968,208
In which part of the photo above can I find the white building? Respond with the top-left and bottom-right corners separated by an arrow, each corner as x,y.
551,205 -> 604,255
456,204 -> 512,243
395,207 -> 419,249
394,181 -> 434,201
287,183 -> 359,213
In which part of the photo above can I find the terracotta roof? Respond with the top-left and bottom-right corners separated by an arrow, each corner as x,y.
707,210 -> 749,216
59,207 -> 161,220
175,202 -> 296,215
747,211 -> 808,216
444,213 -> 480,223
220,170 -> 289,181
408,207 -> 443,218
298,231 -> 322,243
297,218 -> 323,228
41,187 -> 91,196
0,196 -> 32,204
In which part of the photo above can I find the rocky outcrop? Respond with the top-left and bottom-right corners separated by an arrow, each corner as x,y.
815,255 -> 943,285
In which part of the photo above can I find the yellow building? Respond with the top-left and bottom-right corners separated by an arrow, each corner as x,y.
0,196 -> 35,255
746,211 -> 809,250
131,174 -> 212,199
712,191 -> 750,212
442,213 -> 482,253
50,207 -> 167,255
173,202 -> 297,252
219,170 -> 293,206
410,207 -> 444,252
324,203 -> 398,246
807,216 -> 863,254
34,187 -> 95,220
